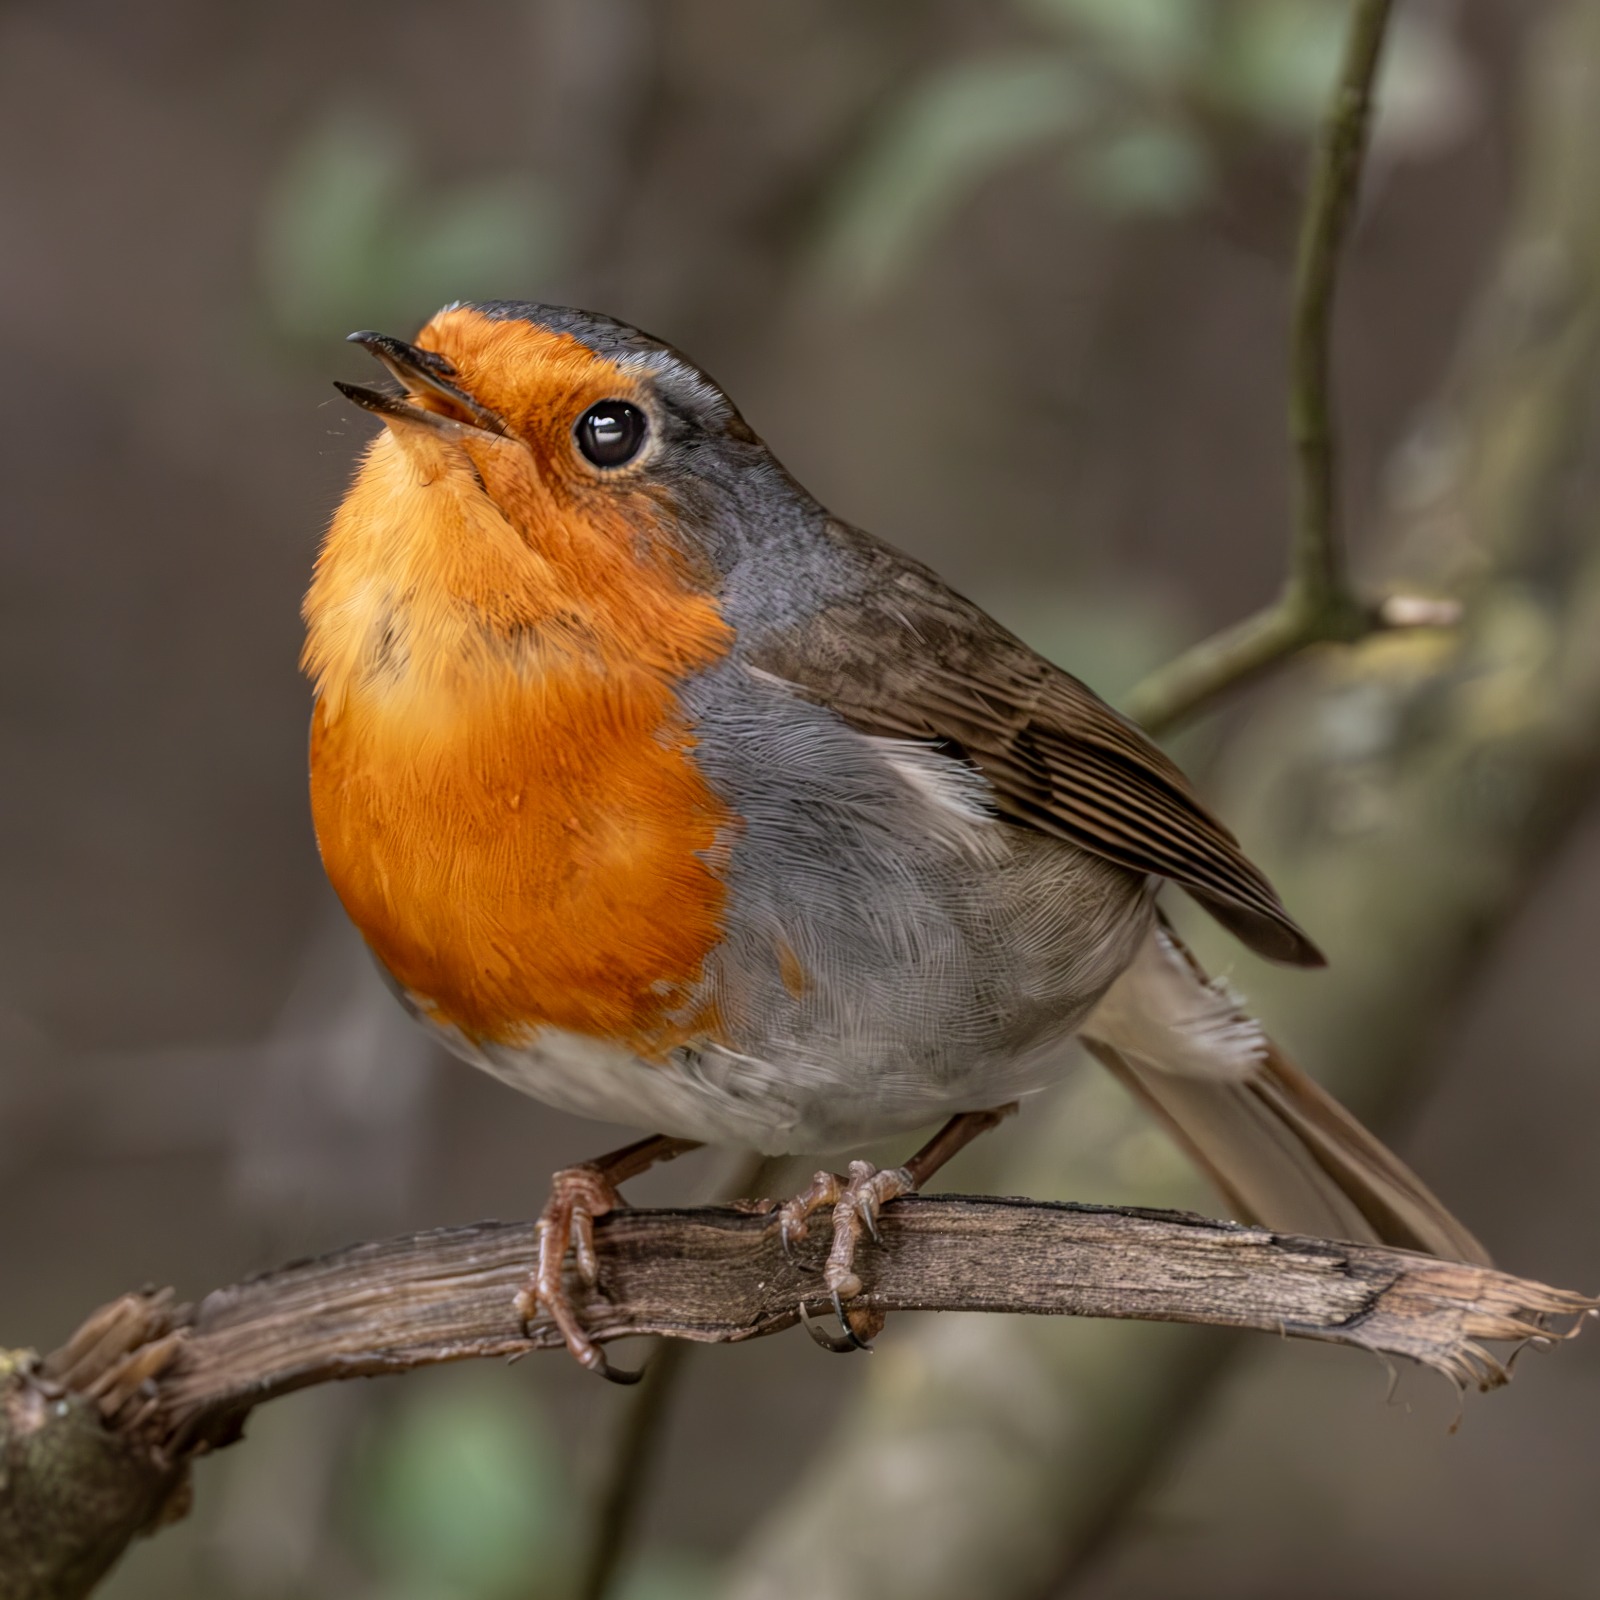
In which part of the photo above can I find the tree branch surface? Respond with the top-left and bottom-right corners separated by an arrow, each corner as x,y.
2,1198 -> 1594,1599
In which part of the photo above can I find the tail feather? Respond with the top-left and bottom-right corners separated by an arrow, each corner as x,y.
1081,926 -> 1490,1266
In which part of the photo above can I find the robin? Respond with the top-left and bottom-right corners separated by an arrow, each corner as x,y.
304,301 -> 1486,1380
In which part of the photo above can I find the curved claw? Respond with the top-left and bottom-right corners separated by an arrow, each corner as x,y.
520,1294 -> 644,1384
834,1288 -> 875,1350
591,1348 -> 646,1385
780,1223 -> 813,1271
799,1293 -> 875,1354
776,1170 -> 848,1272
799,1298 -> 861,1353
519,1271 -> 644,1384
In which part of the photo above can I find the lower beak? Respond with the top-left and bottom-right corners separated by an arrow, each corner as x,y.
339,331 -> 507,437
333,380 -> 488,441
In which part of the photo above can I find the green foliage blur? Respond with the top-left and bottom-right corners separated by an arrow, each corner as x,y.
260,105 -> 567,348
811,0 -> 1470,297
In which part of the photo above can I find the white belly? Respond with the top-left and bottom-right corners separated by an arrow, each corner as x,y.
436,1022 -> 1079,1155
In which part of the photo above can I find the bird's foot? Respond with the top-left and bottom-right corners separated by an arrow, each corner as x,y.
513,1163 -> 642,1385
511,1134 -> 699,1382
778,1159 -> 911,1351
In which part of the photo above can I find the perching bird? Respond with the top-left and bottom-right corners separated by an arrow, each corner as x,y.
304,301 -> 1487,1379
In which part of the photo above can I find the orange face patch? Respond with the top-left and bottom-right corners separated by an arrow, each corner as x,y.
418,308 -> 647,462
304,309 -> 734,1049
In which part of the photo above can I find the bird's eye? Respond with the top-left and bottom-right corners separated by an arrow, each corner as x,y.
575,400 -> 648,468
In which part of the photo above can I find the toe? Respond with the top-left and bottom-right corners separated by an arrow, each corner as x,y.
780,1161 -> 909,1353
824,1266 -> 864,1301
518,1162 -> 631,1373
571,1210 -> 600,1285
512,1281 -> 539,1330
775,1170 -> 843,1265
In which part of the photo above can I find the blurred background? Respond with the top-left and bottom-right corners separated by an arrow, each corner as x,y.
5,1 -> 1600,1596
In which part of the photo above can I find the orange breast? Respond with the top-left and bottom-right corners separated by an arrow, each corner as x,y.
303,311 -> 742,1054
310,663 -> 732,1050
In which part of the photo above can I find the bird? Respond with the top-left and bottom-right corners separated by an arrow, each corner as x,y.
303,300 -> 1488,1380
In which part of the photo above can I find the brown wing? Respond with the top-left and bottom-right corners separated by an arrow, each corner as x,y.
752,524 -> 1324,968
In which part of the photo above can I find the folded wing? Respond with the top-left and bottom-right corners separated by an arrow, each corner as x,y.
752,524 -> 1323,966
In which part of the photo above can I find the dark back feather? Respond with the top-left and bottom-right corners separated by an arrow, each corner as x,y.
750,522 -> 1324,968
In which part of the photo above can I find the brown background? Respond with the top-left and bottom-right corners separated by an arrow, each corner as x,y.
4,3 -> 1596,1597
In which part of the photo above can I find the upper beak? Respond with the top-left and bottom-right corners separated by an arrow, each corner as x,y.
337,331 -> 507,438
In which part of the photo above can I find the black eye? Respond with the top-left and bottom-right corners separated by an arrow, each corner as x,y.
575,400 -> 648,468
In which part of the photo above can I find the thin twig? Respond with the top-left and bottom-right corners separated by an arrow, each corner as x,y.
577,1338 -> 689,1600
1124,0 -> 1434,735
1289,0 -> 1393,615
1123,602 -> 1321,737
574,1152 -> 785,1600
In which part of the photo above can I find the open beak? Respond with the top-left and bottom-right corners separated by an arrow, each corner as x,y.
337,331 -> 507,438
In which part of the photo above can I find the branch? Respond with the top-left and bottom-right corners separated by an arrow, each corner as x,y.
1287,0 -> 1391,615
577,1337 -> 689,1600
4,1199 -> 1593,1599
1124,0 -> 1452,734
574,1147 -> 780,1600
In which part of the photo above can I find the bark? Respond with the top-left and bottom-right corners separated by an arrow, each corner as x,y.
0,1343 -> 187,1600
2,1202 -> 1593,1599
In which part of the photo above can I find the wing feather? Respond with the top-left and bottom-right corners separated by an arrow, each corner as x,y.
750,524 -> 1323,967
